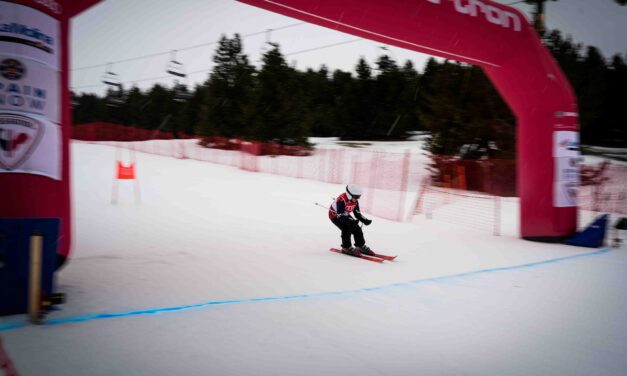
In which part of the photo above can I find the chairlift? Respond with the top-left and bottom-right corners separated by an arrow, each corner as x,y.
172,81 -> 192,102
106,91 -> 125,107
166,51 -> 191,102
166,50 -> 187,78
105,86 -> 126,107
101,63 -> 125,107
102,63 -> 122,87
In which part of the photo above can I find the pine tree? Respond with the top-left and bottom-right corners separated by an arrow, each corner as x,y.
341,58 -> 374,140
605,55 -> 627,146
579,47 -> 608,145
141,84 -> 173,132
371,54 -> 405,139
331,69 -> 354,139
301,66 -> 335,137
204,34 -> 255,138
251,43 -> 308,144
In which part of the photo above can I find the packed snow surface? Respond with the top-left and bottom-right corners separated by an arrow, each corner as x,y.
1,141 -> 626,376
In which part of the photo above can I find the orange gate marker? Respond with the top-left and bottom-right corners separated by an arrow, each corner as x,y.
116,161 -> 136,180
111,146 -> 141,204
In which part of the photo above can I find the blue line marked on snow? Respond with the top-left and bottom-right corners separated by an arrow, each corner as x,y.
0,247 -> 612,332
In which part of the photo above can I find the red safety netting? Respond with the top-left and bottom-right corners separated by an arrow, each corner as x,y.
428,155 -> 517,197
578,162 -> 627,230
76,139 -> 426,222
75,135 -> 625,235
72,123 -> 194,141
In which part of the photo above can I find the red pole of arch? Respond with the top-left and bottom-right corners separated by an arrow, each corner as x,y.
0,0 -> 101,267
237,0 -> 579,240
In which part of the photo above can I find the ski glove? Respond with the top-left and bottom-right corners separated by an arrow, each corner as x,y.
362,218 -> 372,226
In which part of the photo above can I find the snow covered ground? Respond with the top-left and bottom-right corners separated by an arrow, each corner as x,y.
1,141 -> 626,376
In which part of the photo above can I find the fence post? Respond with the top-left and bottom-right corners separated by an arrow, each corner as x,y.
398,150 -> 411,221
351,155 -> 357,184
494,196 -> 501,236
367,152 -> 379,210
335,149 -> 345,183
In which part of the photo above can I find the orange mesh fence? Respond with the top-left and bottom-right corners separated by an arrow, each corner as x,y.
74,134 -> 625,235
72,123 -> 194,141
578,162 -> 627,232
429,155 -> 517,197
579,163 -> 627,214
79,139 -> 426,222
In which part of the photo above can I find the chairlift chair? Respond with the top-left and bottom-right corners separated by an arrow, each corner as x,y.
106,87 -> 126,107
166,50 -> 187,78
172,81 -> 192,102
166,51 -> 191,102
102,63 -> 122,87
106,95 -> 125,107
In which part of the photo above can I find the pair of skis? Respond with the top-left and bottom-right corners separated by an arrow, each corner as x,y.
329,248 -> 397,263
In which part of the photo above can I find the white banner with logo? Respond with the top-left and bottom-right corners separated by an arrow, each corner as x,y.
0,2 -> 61,180
0,54 -> 59,122
554,131 -> 580,207
0,111 -> 60,180
0,1 -> 60,70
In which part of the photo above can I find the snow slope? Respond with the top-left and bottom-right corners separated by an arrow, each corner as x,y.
1,142 -> 626,376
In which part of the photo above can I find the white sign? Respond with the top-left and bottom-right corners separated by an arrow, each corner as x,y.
554,156 -> 579,207
0,1 -> 60,70
553,131 -> 579,207
0,111 -> 60,180
554,131 -> 579,158
554,180 -> 578,208
0,55 -> 59,122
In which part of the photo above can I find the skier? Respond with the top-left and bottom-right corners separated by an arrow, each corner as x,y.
329,184 -> 374,257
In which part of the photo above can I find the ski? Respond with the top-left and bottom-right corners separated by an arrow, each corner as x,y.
371,252 -> 397,261
329,248 -> 384,263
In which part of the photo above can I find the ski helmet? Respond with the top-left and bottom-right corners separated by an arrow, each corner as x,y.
346,184 -> 363,200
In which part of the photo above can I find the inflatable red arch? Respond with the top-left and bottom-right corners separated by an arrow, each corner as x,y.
0,0 -> 579,266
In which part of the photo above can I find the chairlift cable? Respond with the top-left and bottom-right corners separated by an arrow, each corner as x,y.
72,22 -> 307,72
72,36 -> 366,91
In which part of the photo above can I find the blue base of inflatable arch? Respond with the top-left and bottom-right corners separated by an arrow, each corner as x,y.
0,218 -> 60,316
564,214 -> 608,248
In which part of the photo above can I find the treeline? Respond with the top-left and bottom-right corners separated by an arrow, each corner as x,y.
544,30 -> 627,147
73,31 -> 627,159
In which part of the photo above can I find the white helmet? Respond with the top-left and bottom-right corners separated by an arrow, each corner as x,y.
346,184 -> 363,200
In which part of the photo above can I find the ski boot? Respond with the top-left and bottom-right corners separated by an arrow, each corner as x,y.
356,245 -> 375,256
341,246 -> 361,257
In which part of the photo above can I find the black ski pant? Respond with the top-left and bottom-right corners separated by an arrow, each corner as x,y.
331,216 -> 365,248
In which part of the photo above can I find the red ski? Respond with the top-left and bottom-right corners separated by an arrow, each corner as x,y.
370,252 -> 397,261
329,248 -> 384,263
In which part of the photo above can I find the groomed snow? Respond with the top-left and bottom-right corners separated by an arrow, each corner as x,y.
1,141 -> 626,376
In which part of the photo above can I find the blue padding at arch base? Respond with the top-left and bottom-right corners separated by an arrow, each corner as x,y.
565,214 -> 608,248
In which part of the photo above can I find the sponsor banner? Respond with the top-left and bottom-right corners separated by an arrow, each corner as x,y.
554,130 -> 579,158
0,55 -> 59,122
0,111 -> 60,180
554,180 -> 578,208
0,1 -> 60,70
553,131 -> 579,207
554,156 -> 579,207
